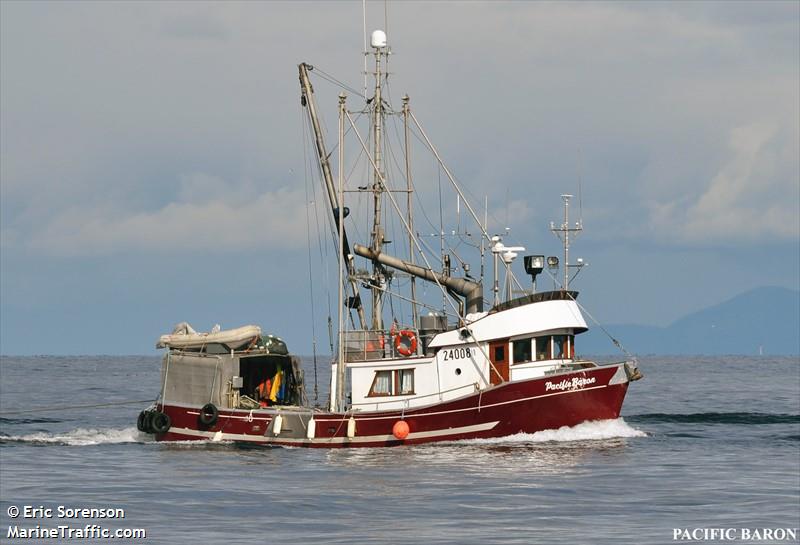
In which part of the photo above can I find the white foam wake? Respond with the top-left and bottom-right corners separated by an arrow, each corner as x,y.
526,418 -> 646,442
460,418 -> 646,445
1,427 -> 146,446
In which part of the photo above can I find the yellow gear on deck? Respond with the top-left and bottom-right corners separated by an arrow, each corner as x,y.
269,370 -> 283,402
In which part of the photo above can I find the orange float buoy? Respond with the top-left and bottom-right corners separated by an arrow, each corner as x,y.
392,420 -> 410,440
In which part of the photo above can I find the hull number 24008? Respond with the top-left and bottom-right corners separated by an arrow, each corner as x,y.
441,347 -> 474,361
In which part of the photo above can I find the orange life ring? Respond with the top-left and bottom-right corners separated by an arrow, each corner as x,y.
394,330 -> 417,357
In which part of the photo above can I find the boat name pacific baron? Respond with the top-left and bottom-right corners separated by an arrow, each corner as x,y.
545,377 -> 597,392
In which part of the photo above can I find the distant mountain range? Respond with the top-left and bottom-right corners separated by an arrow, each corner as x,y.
578,286 -> 800,356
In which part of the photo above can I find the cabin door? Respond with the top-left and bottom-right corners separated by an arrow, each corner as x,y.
489,339 -> 509,386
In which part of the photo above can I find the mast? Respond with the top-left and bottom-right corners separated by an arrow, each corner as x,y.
368,30 -> 388,331
563,195 -> 570,290
550,194 -> 582,291
335,92 -> 347,412
402,94 -> 418,328
298,63 -> 366,330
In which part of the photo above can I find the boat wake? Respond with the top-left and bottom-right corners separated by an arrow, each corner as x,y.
455,418 -> 646,446
0,427 -> 148,446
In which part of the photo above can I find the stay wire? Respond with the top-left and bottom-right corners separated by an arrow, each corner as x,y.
312,66 -> 366,100
542,266 -> 637,363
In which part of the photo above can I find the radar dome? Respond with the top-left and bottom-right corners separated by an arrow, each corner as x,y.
371,30 -> 387,48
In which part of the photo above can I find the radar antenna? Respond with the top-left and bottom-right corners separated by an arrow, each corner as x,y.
549,194 -> 584,291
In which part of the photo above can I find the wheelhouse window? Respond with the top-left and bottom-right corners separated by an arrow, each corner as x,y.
553,335 -> 567,359
531,334 -> 575,361
513,337 -> 533,364
368,368 -> 415,397
535,337 -> 550,360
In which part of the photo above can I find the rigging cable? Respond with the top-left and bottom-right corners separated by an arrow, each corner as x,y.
313,66 -> 366,100
404,116 -> 523,251
542,266 -> 638,364
377,92 -> 407,325
302,100 -> 364,332
344,110 -> 507,384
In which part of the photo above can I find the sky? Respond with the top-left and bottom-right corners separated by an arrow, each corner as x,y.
1,1 -> 798,355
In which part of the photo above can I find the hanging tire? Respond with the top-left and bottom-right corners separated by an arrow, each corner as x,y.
137,410 -> 151,433
199,403 -> 219,427
145,411 -> 157,433
151,411 -> 171,434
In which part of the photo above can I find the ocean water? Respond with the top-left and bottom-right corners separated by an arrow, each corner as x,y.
0,355 -> 798,544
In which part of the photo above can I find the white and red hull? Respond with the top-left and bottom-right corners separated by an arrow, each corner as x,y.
153,363 -> 630,448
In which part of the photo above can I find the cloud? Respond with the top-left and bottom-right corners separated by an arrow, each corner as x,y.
3,1 -> 797,252
647,120 -> 799,244
23,175 -> 308,256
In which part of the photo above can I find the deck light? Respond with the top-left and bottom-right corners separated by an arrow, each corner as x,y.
524,255 -> 544,293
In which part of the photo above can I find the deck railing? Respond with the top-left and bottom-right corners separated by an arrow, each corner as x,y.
342,328 -> 420,362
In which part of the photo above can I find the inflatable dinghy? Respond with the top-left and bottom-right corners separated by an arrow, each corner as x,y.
156,322 -> 261,350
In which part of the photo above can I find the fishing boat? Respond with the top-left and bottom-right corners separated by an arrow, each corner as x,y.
138,28 -> 642,447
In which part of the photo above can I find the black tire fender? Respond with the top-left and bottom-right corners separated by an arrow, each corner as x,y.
151,411 -> 171,434
137,410 -> 150,433
199,403 -> 219,427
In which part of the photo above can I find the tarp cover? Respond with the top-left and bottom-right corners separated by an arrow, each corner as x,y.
160,353 -> 237,406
